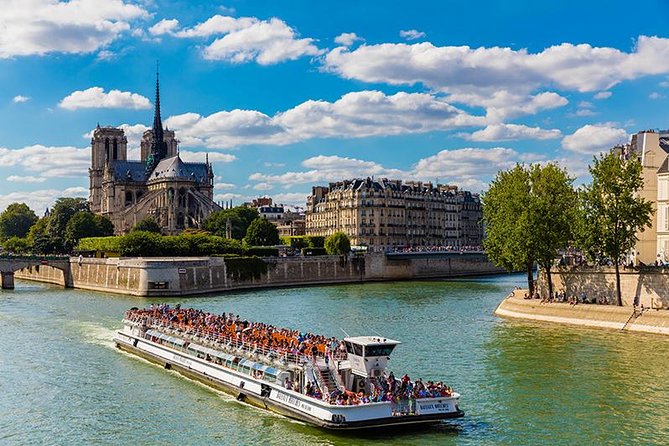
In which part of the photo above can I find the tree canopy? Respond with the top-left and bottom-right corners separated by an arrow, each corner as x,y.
577,151 -> 653,305
244,218 -> 280,247
0,203 -> 38,240
483,163 -> 576,296
483,164 -> 536,294
131,217 -> 162,234
65,211 -> 114,246
203,206 -> 260,239
325,232 -> 351,255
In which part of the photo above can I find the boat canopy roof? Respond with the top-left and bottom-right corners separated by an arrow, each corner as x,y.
146,329 -> 186,346
344,336 -> 401,346
186,343 -> 283,377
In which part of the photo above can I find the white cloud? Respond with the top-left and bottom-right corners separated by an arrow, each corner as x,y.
249,155 -> 404,187
178,151 -> 236,163
0,187 -> 88,214
412,147 -> 538,191
96,50 -> 117,61
562,124 -> 629,155
272,192 -> 308,206
574,108 -> 597,117
60,87 -> 151,110
6,175 -> 46,183
447,90 -> 568,121
0,0 -> 148,58
594,91 -> 612,99
335,32 -> 362,47
165,90 -> 483,149
12,95 -> 30,103
249,148 -> 540,197
253,182 -> 273,191
466,124 -> 561,141
650,91 -> 664,99
148,18 -> 180,36
214,182 -> 236,190
399,29 -> 426,40
324,36 -> 669,109
152,15 -> 322,65
0,145 -> 89,178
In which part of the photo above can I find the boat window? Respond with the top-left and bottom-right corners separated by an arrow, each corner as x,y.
344,341 -> 354,354
352,343 -> 363,356
365,345 -> 396,357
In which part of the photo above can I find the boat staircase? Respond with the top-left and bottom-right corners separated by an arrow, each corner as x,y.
308,361 -> 345,396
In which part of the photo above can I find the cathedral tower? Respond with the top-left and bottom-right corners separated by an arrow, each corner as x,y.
89,125 -> 127,213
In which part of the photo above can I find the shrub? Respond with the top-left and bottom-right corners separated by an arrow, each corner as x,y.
119,231 -> 162,257
224,256 -> 269,281
77,236 -> 123,254
325,232 -> 351,255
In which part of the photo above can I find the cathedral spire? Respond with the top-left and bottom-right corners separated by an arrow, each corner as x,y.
147,61 -> 167,171
152,61 -> 164,147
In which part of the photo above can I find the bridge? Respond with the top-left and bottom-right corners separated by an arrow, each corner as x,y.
0,255 -> 71,289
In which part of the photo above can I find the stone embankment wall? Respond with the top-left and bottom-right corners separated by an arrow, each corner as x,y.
537,266 -> 669,309
14,252 -> 503,297
495,293 -> 669,335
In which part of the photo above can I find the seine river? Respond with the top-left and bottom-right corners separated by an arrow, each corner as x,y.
1,274 -> 669,445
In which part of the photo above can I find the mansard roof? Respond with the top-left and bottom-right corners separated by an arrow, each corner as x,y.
658,156 -> 669,174
149,155 -> 209,182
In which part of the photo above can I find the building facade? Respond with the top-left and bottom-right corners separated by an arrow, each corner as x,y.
305,178 -> 483,250
247,197 -> 306,237
89,74 -> 220,235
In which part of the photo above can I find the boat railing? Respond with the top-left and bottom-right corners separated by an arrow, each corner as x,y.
124,314 -> 319,367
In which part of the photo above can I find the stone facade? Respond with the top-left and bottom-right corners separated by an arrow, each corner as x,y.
89,74 -> 219,235
305,178 -> 483,250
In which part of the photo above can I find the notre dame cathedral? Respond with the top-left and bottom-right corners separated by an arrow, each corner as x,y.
89,73 -> 220,235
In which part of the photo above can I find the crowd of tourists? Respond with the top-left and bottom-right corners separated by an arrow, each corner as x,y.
125,305 -> 344,361
386,245 -> 483,254
322,372 -> 453,406
520,290 -> 612,305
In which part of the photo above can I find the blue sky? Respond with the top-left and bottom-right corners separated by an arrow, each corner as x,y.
2,0 -> 669,213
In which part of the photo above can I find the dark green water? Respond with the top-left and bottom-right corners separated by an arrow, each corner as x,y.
1,275 -> 668,445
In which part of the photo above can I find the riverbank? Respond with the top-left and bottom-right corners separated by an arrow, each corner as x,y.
12,252 -> 505,297
495,292 -> 669,335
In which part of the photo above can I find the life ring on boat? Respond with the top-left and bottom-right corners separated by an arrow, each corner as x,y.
354,376 -> 365,391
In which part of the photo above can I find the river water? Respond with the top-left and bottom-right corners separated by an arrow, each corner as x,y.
1,274 -> 668,445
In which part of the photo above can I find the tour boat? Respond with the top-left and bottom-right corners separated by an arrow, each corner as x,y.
114,307 -> 464,430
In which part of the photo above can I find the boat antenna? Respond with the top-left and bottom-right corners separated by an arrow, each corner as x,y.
339,327 -> 350,338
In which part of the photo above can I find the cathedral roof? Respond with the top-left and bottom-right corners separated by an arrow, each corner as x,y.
149,155 -> 209,182
112,161 -> 149,182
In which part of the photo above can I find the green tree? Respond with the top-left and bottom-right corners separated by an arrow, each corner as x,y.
28,217 -> 62,254
325,232 -> 351,255
131,217 -> 162,234
244,218 -> 280,247
577,151 -> 653,306
0,203 -> 38,240
2,237 -> 31,254
528,163 -> 578,299
119,231 -> 163,257
65,212 -> 114,247
483,164 -> 537,295
47,198 -> 89,236
203,206 -> 260,239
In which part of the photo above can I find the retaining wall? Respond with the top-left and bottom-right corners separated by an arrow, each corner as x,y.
537,266 -> 669,308
14,252 -> 503,297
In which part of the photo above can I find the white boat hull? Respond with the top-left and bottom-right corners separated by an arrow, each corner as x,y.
114,328 -> 464,430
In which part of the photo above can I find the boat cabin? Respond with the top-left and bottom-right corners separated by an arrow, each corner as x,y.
343,336 -> 400,378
